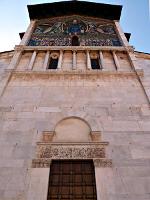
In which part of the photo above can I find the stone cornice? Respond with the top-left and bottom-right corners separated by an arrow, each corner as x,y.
10,70 -> 143,78
15,45 -> 127,52
135,52 -> 150,59
37,142 -> 109,146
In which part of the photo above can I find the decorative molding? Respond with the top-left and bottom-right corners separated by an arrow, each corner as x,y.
94,159 -> 113,168
90,131 -> 101,142
22,45 -> 127,52
11,70 -> 139,79
37,143 -> 107,159
32,159 -> 52,168
42,131 -> 55,142
32,158 -> 113,168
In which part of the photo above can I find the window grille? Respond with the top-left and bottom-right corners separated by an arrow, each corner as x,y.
47,160 -> 97,200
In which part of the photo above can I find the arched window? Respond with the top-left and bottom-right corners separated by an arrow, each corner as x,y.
48,58 -> 58,69
48,53 -> 59,69
91,58 -> 101,70
72,36 -> 80,46
90,52 -> 101,70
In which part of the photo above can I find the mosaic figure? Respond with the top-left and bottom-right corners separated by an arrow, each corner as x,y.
28,16 -> 121,46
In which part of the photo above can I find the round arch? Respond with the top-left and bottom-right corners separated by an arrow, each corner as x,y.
53,116 -> 92,142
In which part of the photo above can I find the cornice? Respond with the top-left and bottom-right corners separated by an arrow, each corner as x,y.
15,45 -> 127,52
10,70 -> 143,79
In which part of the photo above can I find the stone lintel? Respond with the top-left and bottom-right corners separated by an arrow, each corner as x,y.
36,143 -> 108,159
32,158 -> 112,168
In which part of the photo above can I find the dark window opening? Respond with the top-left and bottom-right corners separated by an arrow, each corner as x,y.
91,58 -> 101,70
48,58 -> 58,69
47,160 -> 97,200
72,36 -> 80,46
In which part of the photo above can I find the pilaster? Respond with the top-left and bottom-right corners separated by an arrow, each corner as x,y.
57,50 -> 63,69
43,51 -> 50,70
28,51 -> 37,70
112,51 -> 120,71
20,20 -> 36,46
114,21 -> 130,47
86,50 -> 91,70
72,50 -> 77,70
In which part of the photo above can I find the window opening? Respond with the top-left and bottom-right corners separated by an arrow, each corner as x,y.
72,36 -> 80,46
48,58 -> 58,69
47,160 -> 97,200
91,58 -> 101,70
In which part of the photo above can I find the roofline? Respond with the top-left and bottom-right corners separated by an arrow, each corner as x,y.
0,50 -> 14,54
135,51 -> 150,56
27,0 -> 122,21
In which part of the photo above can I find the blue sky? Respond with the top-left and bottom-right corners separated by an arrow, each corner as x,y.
0,0 -> 149,53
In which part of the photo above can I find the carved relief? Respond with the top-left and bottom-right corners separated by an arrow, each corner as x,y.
32,158 -> 112,168
32,159 -> 52,168
32,130 -> 112,168
28,16 -> 121,47
37,143 -> 107,159
94,159 -> 113,168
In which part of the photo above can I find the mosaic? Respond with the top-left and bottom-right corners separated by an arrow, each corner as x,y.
28,16 -> 121,46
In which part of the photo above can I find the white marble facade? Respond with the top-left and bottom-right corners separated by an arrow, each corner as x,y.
0,2 -> 150,200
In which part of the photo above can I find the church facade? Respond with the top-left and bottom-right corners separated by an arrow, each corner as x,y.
0,1 -> 150,200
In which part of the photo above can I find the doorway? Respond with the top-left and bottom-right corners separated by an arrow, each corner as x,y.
47,160 -> 97,199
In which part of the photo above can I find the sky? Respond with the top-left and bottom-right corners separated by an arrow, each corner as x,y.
0,0 -> 150,53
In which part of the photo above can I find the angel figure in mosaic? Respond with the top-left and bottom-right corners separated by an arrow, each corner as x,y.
43,22 -> 62,34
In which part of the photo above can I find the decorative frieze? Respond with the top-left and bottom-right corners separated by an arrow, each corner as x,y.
37,143 -> 108,159
32,159 -> 52,168
32,158 -> 112,168
94,159 -> 113,168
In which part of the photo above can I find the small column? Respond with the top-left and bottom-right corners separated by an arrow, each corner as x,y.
43,51 -> 50,70
72,51 -> 77,70
99,51 -> 104,70
28,51 -> 37,70
57,50 -> 63,69
20,20 -> 36,46
86,50 -> 91,70
112,51 -> 120,71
